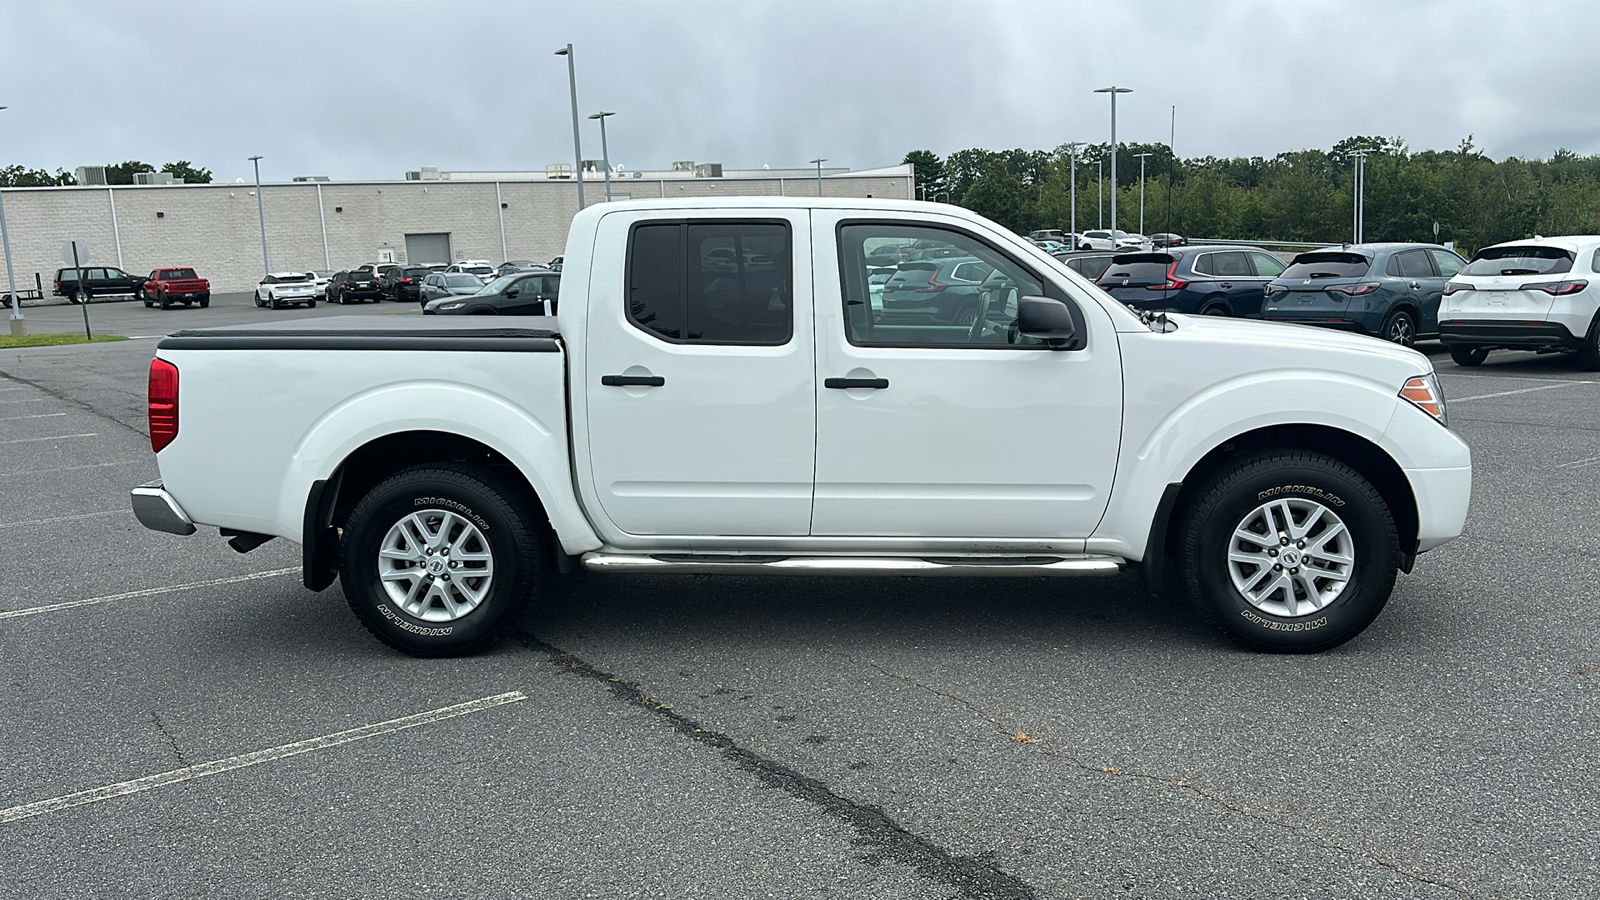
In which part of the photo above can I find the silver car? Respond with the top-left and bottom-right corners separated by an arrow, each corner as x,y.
418,272 -> 485,307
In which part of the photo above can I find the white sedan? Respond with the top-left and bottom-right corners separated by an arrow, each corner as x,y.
255,272 -> 319,309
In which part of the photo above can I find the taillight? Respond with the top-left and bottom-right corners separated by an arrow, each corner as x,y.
1329,282 -> 1381,296
1147,261 -> 1186,291
1442,281 -> 1473,296
1521,279 -> 1588,296
914,269 -> 945,293
148,359 -> 179,452
401,277 -> 413,283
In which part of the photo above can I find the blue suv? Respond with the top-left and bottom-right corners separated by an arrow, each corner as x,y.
1256,243 -> 1467,346
1094,246 -> 1288,317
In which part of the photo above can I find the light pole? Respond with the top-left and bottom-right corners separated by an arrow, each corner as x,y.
248,155 -> 269,277
1135,151 -> 1153,235
1094,86 -> 1133,241
809,158 -> 827,197
554,44 -> 585,210
0,105 -> 23,334
588,111 -> 615,202
1097,155 -> 1103,228
1063,141 -> 1084,246
1350,149 -> 1372,243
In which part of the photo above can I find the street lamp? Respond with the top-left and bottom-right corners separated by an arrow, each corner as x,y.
809,158 -> 827,197
0,105 -> 23,334
588,111 -> 615,202
554,44 -> 585,210
1094,86 -> 1133,241
1097,155 -> 1104,229
1134,151 -> 1154,235
1350,149 -> 1372,243
248,155 -> 269,277
1062,141 -> 1085,247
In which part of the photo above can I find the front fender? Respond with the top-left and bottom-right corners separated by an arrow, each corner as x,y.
1088,368 -> 1401,560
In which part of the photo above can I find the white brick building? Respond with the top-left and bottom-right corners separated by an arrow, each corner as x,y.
0,169 -> 913,295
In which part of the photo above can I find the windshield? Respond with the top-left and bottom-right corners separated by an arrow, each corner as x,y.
479,274 -> 520,294
276,273 -> 311,283
1281,253 -> 1371,279
160,269 -> 197,280
1462,245 -> 1575,277
444,274 -> 483,288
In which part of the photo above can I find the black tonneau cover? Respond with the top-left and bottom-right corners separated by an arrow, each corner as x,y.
158,315 -> 561,352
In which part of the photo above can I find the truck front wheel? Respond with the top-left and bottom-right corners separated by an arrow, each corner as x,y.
1177,451 -> 1398,653
339,464 -> 546,657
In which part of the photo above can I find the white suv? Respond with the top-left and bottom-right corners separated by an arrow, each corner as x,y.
1077,229 -> 1147,251
1439,236 -> 1600,369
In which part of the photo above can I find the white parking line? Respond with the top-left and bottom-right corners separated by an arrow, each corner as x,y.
1557,454 -> 1600,470
0,691 -> 527,824
0,412 -> 67,422
0,510 -> 125,530
0,461 -> 143,478
1450,383 -> 1592,402
0,433 -> 96,445
0,386 -> 24,392
0,397 -> 48,405
0,567 -> 297,618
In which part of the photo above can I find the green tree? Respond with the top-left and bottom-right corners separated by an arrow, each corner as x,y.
0,165 -> 75,187
161,160 -> 213,184
104,160 -> 155,185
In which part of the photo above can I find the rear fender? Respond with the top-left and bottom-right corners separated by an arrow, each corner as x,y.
280,382 -> 601,557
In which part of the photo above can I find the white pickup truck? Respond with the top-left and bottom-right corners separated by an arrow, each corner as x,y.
131,198 -> 1471,656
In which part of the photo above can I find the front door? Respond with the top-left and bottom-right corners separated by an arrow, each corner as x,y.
582,210 -> 816,537
811,214 -> 1124,540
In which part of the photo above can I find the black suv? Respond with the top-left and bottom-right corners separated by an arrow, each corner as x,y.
1095,246 -> 1288,317
327,270 -> 383,304
379,266 -> 434,302
54,267 -> 144,302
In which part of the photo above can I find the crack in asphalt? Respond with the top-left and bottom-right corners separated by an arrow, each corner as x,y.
0,368 -> 149,438
515,633 -> 1040,900
853,656 -> 1476,898
150,711 -> 191,768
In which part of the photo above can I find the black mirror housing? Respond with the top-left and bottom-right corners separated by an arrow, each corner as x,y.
1016,295 -> 1079,350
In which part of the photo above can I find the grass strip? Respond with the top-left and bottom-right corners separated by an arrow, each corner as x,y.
0,333 -> 129,349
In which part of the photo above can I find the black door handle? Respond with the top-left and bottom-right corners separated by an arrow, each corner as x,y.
601,375 -> 665,387
824,377 -> 889,390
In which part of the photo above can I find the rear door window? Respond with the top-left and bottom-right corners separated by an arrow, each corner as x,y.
626,220 -> 793,345
1195,251 -> 1251,277
1392,250 -> 1438,278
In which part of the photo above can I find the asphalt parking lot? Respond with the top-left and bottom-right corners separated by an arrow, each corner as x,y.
1,292 -> 1596,899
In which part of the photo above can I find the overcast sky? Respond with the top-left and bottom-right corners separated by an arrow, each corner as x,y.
5,0 -> 1599,183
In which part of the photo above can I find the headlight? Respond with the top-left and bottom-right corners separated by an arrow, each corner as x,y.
1400,373 -> 1447,427
438,301 -> 465,310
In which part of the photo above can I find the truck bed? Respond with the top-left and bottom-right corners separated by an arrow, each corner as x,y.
160,316 -> 560,351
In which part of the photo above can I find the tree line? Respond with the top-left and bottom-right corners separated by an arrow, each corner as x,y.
905,136 -> 1600,254
0,159 -> 214,187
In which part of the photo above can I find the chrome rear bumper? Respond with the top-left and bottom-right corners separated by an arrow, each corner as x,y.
130,480 -> 196,536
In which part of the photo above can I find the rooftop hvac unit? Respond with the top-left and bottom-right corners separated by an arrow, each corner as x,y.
74,166 -> 108,186
672,160 -> 695,172
134,172 -> 181,185
694,163 -> 723,178
582,159 -> 607,174
293,175 -> 331,182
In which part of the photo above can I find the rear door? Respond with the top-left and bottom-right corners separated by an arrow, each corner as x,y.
581,209 -> 817,537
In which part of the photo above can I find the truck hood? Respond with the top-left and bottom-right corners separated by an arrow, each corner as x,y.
1141,312 -> 1433,378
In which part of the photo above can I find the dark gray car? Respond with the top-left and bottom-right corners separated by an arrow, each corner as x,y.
423,271 -> 559,316
418,272 -> 487,307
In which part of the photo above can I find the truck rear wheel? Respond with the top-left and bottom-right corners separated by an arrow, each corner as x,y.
339,464 -> 546,657
1177,450 -> 1398,653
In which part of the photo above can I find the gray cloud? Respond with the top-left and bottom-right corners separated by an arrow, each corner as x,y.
5,0 -> 1598,184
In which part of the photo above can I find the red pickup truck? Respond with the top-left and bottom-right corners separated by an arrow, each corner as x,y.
141,268 -> 211,309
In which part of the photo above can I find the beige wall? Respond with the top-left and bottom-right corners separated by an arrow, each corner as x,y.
0,174 -> 912,294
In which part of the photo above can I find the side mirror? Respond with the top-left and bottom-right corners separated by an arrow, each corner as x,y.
1016,296 -> 1078,350
504,288 -> 520,299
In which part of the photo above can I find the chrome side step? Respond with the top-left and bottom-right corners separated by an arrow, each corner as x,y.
581,552 -> 1124,577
